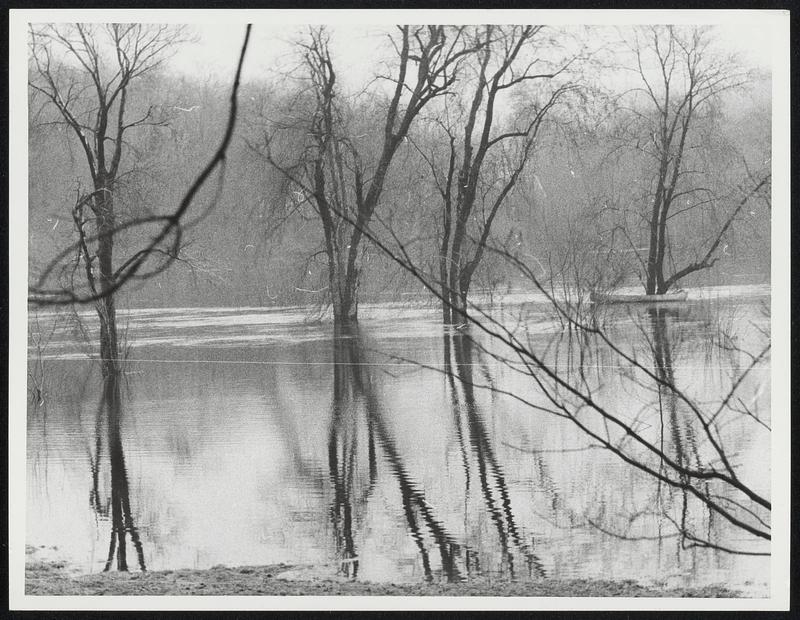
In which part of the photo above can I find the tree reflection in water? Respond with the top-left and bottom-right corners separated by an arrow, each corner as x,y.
569,305 -> 739,557
88,370 -> 146,572
327,325 -> 546,582
327,325 -> 375,578
329,325 -> 462,581
647,307 -> 711,550
25,300 -> 767,583
444,330 -> 546,580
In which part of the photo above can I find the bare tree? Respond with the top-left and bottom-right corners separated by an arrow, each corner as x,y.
28,24 -> 187,372
412,25 -> 576,324
28,24 -> 251,374
605,26 -> 770,295
255,26 -> 478,324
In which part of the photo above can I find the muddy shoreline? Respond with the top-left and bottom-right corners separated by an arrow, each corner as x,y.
25,561 -> 741,597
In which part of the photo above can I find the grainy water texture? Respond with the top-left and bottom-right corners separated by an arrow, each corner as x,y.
26,285 -> 770,596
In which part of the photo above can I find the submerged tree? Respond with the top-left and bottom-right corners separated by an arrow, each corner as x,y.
413,25 -> 575,324
255,26 -> 479,324
603,26 -> 770,295
28,24 -> 185,372
28,24 -> 251,373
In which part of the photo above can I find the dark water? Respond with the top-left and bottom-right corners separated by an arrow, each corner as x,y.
26,284 -> 771,595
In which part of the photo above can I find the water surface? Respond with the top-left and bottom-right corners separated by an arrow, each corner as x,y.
26,284 -> 771,595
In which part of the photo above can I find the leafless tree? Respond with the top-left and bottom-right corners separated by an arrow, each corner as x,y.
28,24 -> 185,371
28,24 -> 251,374
254,26 -> 479,324
605,26 -> 770,295
411,25 -> 576,324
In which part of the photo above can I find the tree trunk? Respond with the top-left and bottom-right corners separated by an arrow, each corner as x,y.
645,193 -> 661,295
446,242 -> 464,326
340,259 -> 359,325
442,267 -> 460,326
441,218 -> 475,326
440,233 -> 453,325
645,218 -> 670,295
440,283 -> 453,325
336,279 -> 359,325
94,190 -> 120,375
440,262 -> 471,326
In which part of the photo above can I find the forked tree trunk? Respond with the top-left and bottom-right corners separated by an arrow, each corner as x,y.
645,203 -> 662,295
98,298 -> 119,375
320,212 -> 360,326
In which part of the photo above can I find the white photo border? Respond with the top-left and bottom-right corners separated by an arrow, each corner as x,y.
8,8 -> 791,611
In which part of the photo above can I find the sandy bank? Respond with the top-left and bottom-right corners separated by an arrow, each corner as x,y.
25,561 -> 739,597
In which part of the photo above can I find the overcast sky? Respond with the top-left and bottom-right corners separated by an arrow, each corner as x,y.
167,20 -> 775,88
169,24 -> 389,87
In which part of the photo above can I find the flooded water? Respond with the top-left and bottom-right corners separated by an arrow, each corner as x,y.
26,284 -> 771,595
